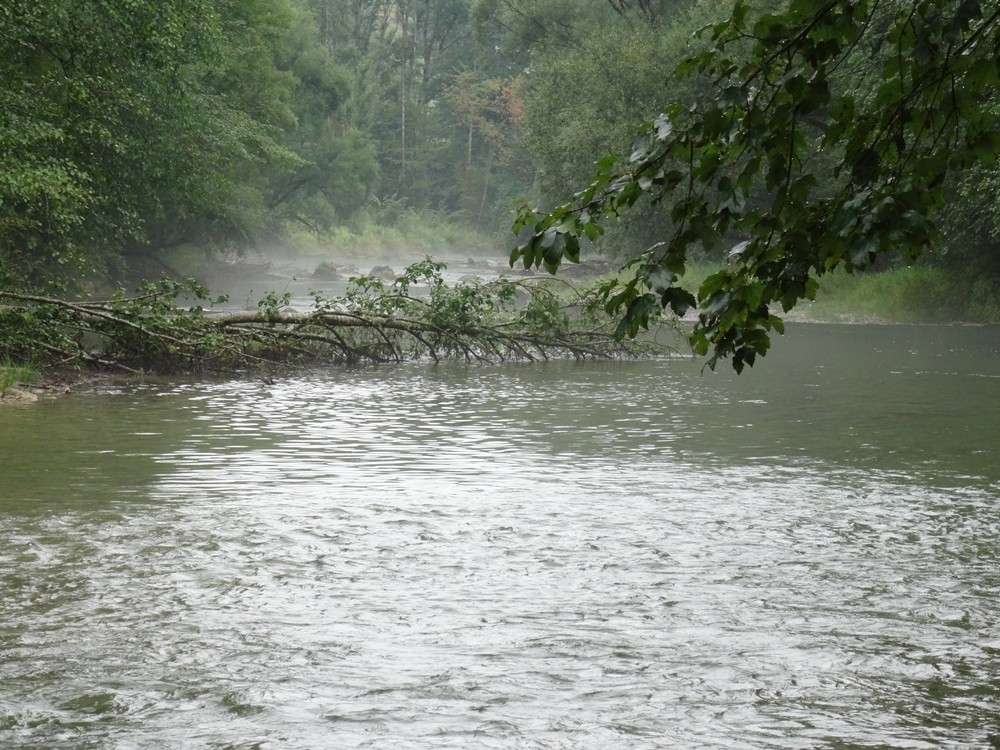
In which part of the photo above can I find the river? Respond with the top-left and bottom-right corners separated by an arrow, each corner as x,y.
1,323 -> 999,749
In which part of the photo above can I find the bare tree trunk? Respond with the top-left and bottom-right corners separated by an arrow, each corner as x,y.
477,153 -> 493,228
396,0 -> 413,197
399,75 -> 407,194
466,122 -> 473,177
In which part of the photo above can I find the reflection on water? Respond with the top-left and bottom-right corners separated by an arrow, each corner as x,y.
1,324 -> 999,748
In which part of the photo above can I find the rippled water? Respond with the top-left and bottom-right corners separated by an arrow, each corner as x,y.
2,324 -> 999,749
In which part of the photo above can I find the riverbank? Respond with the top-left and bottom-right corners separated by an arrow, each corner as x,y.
3,260 -> 996,407
188,250 -> 1000,328
798,265 -> 1000,324
0,368 -> 96,405
676,262 -> 1000,325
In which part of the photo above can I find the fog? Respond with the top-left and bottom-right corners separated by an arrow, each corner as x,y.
198,241 -> 613,313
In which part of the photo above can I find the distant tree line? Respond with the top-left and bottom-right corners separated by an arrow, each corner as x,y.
1,0 -> 532,291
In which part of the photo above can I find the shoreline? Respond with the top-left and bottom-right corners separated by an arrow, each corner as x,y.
0,371 -> 125,406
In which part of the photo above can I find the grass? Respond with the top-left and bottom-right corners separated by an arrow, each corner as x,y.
295,208 -> 501,263
802,266 -> 1000,323
672,261 -> 1000,324
0,361 -> 39,391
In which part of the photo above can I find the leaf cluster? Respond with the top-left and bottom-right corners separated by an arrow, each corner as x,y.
511,0 -> 1000,371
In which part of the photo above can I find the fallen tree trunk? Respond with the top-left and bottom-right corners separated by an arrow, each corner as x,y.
0,259 -> 681,375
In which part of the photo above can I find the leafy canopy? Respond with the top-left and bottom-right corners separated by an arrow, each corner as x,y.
511,0 -> 1000,371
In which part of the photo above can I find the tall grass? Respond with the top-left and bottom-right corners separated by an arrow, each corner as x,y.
808,266 -> 1000,323
300,208 -> 500,262
673,262 -> 1000,323
0,361 -> 39,391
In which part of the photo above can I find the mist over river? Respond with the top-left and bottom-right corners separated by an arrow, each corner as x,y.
2,323 -> 999,749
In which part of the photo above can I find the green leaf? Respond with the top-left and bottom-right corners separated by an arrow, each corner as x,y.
542,243 -> 562,274
752,15 -> 789,44
662,287 -> 696,317
563,234 -> 581,264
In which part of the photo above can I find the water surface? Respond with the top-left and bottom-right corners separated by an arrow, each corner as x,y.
2,323 -> 999,748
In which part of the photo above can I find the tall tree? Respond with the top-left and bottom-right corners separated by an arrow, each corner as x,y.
473,0 -> 713,256
445,71 -> 526,224
265,2 -> 379,234
0,0 -> 308,289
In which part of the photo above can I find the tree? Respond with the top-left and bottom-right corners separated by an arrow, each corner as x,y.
0,0 -> 310,290
311,0 -> 509,216
444,71 -> 525,225
511,0 -> 1000,371
472,0 -> 711,255
264,6 -> 379,234
515,4 -> 715,259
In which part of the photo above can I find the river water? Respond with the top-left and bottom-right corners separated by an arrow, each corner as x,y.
2,323 -> 999,749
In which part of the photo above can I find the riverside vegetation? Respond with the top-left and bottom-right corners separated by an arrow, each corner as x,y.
511,0 -> 1000,371
0,259 -> 677,385
2,0 -> 998,381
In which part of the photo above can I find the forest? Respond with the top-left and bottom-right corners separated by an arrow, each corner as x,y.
1,0 -> 999,374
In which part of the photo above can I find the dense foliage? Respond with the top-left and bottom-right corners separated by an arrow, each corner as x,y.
1,0 -> 307,288
0,0 -> 532,292
2,0 -> 998,374
512,0 -> 1000,370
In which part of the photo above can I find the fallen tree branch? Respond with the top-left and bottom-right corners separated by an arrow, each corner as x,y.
0,259 -> 683,375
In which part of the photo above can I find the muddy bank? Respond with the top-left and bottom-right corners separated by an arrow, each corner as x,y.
0,372 -> 114,406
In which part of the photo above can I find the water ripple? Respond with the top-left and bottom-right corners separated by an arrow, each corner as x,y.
2,327 -> 1000,748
